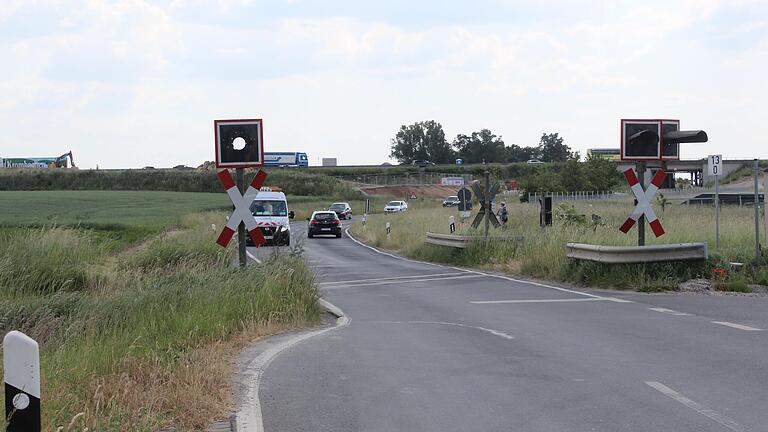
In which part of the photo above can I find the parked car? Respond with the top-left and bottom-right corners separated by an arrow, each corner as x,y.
442,196 -> 460,207
308,211 -> 342,238
526,159 -> 545,164
412,160 -> 435,167
329,202 -> 352,219
384,200 -> 408,213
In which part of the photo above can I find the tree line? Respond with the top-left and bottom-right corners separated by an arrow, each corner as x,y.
390,120 -> 578,164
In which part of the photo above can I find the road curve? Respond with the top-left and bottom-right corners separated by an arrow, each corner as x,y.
242,222 -> 768,432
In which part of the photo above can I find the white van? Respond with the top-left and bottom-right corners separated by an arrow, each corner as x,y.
248,188 -> 293,246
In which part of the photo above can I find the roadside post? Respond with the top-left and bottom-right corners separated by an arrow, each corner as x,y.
449,215 -> 456,234
214,119 -> 266,267
754,159 -> 761,262
363,199 -> 370,228
708,155 -> 723,248
4,331 -> 41,432
386,222 -> 391,240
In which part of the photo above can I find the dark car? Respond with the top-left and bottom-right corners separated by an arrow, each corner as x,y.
442,196 -> 460,207
308,211 -> 342,238
329,202 -> 352,220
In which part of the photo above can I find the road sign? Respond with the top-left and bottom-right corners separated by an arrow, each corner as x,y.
215,119 -> 264,168
708,154 -> 723,176
4,331 -> 40,432
457,187 -> 472,212
470,180 -> 500,230
216,169 -> 267,248
409,192 -> 417,200
619,168 -> 666,237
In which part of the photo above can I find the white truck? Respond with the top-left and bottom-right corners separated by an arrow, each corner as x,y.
248,188 -> 294,246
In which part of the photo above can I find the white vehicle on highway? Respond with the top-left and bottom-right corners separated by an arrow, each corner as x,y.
384,200 -> 408,213
248,188 -> 293,246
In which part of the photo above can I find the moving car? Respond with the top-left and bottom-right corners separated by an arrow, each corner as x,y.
412,160 -> 435,167
442,196 -> 460,207
308,211 -> 342,238
329,202 -> 352,219
384,200 -> 408,213
247,188 -> 292,246
526,159 -> 545,164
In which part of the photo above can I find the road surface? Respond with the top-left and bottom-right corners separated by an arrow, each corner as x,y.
241,221 -> 768,432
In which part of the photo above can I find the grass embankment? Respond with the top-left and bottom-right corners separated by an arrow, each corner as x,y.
351,196 -> 768,291
0,193 -> 320,430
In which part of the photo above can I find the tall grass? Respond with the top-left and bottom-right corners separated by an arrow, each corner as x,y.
0,212 -> 320,430
351,196 -> 766,290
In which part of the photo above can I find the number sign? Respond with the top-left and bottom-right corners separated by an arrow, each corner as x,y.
708,155 -> 723,176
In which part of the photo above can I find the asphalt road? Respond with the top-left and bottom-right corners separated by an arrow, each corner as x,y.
240,221 -> 768,432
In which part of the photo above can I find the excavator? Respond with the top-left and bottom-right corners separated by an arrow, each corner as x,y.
49,151 -> 77,169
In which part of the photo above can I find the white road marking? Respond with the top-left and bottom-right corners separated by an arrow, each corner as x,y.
236,299 -> 350,432
645,381 -> 744,432
323,274 -> 485,289
649,307 -> 691,316
345,229 -> 631,303
319,272 -> 469,286
711,321 -> 763,331
372,320 -> 514,340
471,298 -> 607,304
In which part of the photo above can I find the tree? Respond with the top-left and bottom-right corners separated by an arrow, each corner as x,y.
582,153 -> 623,191
537,133 -> 577,162
452,129 -> 507,164
390,120 -> 454,164
506,143 -> 539,162
560,160 -> 588,191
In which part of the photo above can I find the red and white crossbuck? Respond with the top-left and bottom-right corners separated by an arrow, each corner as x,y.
216,169 -> 267,247
619,168 -> 667,238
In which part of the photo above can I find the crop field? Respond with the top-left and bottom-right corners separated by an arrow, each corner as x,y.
0,191 -> 321,430
351,194 -> 768,291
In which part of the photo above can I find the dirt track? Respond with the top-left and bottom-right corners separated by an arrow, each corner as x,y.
360,185 -> 462,199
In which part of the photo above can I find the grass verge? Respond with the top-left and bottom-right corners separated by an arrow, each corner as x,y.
1,212 -> 320,430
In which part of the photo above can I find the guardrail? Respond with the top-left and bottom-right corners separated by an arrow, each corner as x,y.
425,232 -> 524,249
565,242 -> 708,264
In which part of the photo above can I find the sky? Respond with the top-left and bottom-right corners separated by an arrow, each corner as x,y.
1,0 -> 767,169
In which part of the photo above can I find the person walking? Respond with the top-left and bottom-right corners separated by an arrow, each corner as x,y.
497,202 -> 509,229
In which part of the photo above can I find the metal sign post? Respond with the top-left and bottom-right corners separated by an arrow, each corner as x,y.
708,155 -> 723,248
754,159 -> 761,262
214,118 -> 266,266
4,331 -> 41,432
470,176 -> 500,235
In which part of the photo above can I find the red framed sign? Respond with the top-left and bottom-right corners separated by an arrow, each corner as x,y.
620,119 -> 680,161
214,119 -> 264,168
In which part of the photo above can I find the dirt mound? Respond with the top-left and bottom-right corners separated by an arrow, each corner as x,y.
360,185 -> 462,199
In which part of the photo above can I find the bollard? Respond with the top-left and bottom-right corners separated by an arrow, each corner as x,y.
4,331 -> 41,432
386,222 -> 391,239
449,215 -> 456,234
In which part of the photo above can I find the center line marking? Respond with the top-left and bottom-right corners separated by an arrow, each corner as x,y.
649,307 -> 691,316
471,298 -> 607,304
645,381 -> 744,432
711,321 -> 763,331
319,272 -> 468,285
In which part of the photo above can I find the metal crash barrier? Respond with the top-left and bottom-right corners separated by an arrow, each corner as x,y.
566,242 -> 708,264
425,232 -> 524,249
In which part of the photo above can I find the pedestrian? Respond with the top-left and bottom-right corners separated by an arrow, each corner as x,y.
497,202 -> 509,229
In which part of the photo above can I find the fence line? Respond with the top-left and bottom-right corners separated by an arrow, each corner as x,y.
527,191 -> 618,203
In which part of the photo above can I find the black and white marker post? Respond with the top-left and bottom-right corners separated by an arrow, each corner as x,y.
449,215 -> 456,234
4,331 -> 41,432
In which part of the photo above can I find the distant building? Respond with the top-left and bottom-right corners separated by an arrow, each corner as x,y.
587,148 -> 620,161
322,158 -> 338,167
